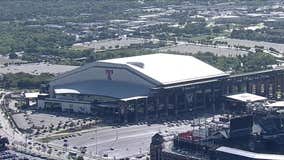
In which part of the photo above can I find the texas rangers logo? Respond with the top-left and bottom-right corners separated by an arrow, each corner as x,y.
105,69 -> 114,80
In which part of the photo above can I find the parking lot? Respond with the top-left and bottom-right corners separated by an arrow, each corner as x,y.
12,111 -> 96,136
222,38 -> 284,53
0,150 -> 45,160
0,63 -> 77,75
73,37 -> 154,51
161,43 -> 248,57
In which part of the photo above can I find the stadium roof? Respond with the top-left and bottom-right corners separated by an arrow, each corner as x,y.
51,53 -> 228,99
100,53 -> 228,85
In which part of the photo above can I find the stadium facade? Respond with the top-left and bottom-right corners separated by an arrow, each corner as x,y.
38,53 -> 284,123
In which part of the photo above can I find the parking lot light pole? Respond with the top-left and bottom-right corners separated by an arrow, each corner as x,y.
116,129 -> 118,141
25,134 -> 27,153
95,126 -> 97,155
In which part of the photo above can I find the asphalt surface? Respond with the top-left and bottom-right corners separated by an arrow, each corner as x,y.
0,150 -> 45,160
50,122 -> 196,159
0,63 -> 77,75
161,43 -> 248,57
13,112 -> 77,130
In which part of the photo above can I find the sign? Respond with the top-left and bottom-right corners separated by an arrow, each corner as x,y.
105,69 -> 114,80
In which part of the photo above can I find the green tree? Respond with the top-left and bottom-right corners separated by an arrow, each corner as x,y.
8,53 -> 18,59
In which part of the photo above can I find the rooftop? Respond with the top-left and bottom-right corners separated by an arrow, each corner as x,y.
267,101 -> 284,108
100,53 -> 228,85
226,93 -> 267,103
216,146 -> 284,160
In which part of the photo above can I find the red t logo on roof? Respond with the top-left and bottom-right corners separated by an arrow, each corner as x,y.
105,69 -> 114,80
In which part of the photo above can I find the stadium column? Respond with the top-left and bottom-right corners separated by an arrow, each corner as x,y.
174,93 -> 178,117
256,81 -> 261,95
243,82 -> 248,93
281,73 -> 284,99
272,75 -> 276,99
155,96 -> 159,120
269,80 -> 273,99
225,81 -> 232,95
262,80 -> 266,96
221,80 -> 228,95
229,82 -> 236,94
275,76 -> 279,100
144,98 -> 148,121
237,83 -> 242,93
278,73 -> 284,99
279,77 -> 282,99
123,104 -> 128,124
193,89 -> 197,110
275,74 -> 280,99
165,93 -> 169,117
212,87 -> 216,113
246,81 -> 252,94
117,107 -> 121,123
134,99 -> 138,122
264,79 -> 270,98
202,88 -> 206,109
184,92 -> 189,112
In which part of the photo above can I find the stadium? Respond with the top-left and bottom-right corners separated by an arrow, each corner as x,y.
38,53 -> 284,123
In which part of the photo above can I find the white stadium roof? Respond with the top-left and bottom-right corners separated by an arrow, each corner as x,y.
51,53 -> 228,99
100,53 -> 227,85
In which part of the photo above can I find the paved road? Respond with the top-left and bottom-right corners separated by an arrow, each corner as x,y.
0,92 -> 76,160
50,122 -> 196,159
0,92 -> 25,142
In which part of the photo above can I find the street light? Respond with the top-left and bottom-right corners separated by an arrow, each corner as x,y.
95,126 -> 98,155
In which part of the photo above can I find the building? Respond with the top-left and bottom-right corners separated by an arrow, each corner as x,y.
38,53 -> 284,123
150,113 -> 284,160
225,93 -> 267,113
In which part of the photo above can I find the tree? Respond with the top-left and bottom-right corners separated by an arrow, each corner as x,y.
9,53 -> 18,59
2,73 -> 54,89
76,156 -> 84,160
193,52 -> 276,74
